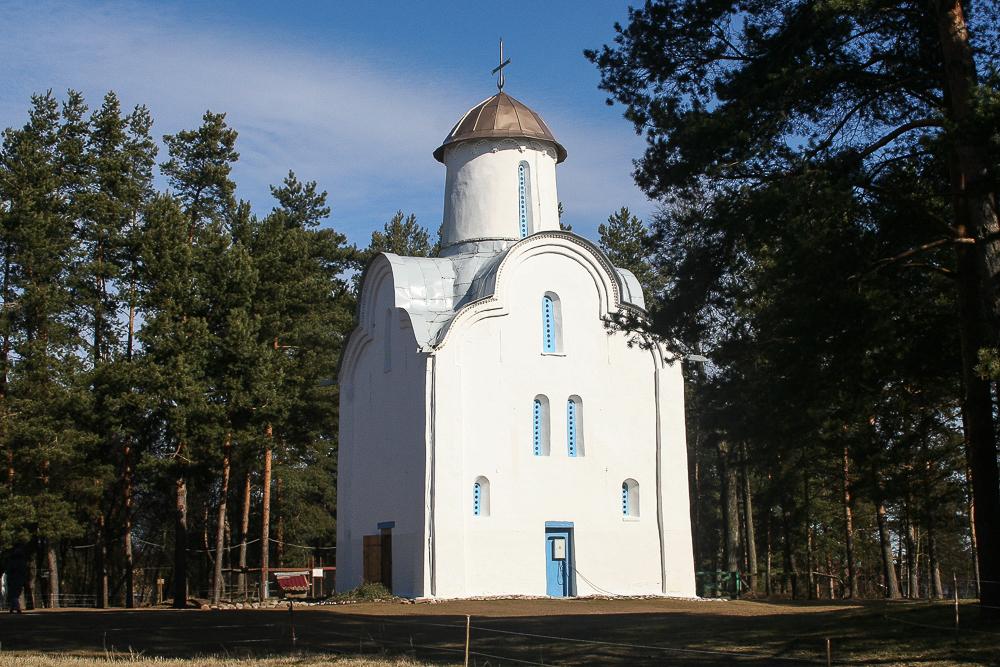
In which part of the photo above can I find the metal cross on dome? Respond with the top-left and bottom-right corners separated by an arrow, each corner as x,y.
492,39 -> 512,92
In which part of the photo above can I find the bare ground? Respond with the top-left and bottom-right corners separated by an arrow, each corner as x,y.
0,597 -> 997,666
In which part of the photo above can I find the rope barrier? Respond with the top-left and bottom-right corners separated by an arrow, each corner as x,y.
293,622 -> 553,667
885,615 -> 1000,636
4,622 -> 281,636
316,615 -> 868,665
269,538 -> 335,550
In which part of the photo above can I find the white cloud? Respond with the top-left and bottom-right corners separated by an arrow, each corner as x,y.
0,0 -> 654,245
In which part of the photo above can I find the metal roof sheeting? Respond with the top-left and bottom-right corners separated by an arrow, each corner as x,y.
379,236 -> 645,351
433,93 -> 567,163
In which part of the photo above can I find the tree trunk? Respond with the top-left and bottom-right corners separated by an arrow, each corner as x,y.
95,514 -> 107,608
26,554 -> 35,611
125,270 -> 136,609
934,0 -> 1000,615
929,524 -> 944,599
741,444 -> 758,593
969,489 -> 980,597
124,438 -> 133,608
238,468 -> 251,598
212,432 -> 231,606
782,502 -> 803,599
173,475 -> 188,608
804,471 -> 815,600
876,500 -> 902,598
203,505 -> 211,593
46,539 -> 59,609
224,515 -> 232,600
765,509 -> 773,596
276,476 -> 284,568
716,439 -> 740,579
261,438 -> 272,601
842,446 -> 858,599
906,516 -> 918,598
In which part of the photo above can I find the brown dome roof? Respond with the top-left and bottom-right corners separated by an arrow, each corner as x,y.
433,92 -> 567,163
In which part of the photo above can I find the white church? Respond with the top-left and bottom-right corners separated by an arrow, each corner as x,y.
335,86 -> 696,599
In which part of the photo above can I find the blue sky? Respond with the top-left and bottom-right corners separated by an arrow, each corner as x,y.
0,0 -> 654,247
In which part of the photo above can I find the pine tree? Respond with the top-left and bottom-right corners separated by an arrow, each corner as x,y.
588,1 -> 1000,608
236,172 -> 353,599
598,206 -> 665,303
146,109 -> 239,607
0,91 -> 100,605
367,211 -> 434,258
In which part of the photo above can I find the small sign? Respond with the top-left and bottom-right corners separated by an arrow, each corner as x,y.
157,579 -> 165,585
312,568 -> 323,578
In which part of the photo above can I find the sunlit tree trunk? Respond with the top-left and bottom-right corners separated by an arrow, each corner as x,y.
876,499 -> 901,599
261,434 -> 272,601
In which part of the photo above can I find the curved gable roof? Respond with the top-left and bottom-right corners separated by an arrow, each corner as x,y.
348,232 -> 645,360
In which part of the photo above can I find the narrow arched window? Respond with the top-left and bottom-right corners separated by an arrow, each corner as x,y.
473,476 -> 490,516
543,296 -> 555,353
533,395 -> 550,456
518,164 -> 528,238
567,396 -> 584,457
542,293 -> 562,354
623,479 -> 639,517
383,309 -> 393,372
518,162 -> 533,238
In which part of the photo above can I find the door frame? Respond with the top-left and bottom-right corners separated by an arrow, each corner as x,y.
544,521 -> 575,597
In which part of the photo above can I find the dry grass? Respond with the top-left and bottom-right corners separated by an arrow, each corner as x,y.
0,656 -> 438,667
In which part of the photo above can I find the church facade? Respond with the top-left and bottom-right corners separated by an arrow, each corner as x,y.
335,91 -> 696,599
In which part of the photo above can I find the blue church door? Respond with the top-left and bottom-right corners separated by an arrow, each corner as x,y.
545,528 -> 573,597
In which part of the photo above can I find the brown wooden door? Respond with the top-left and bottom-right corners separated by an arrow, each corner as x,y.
363,535 -> 381,584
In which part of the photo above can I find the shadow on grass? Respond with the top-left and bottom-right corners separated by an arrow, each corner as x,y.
0,600 -> 996,666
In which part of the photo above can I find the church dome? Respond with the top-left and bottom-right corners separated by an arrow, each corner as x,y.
433,93 -> 567,164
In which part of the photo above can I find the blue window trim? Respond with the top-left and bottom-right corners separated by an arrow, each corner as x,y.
473,482 -> 482,516
543,296 -> 555,353
545,521 -> 574,528
622,482 -> 629,516
518,164 -> 528,238
533,399 -> 542,456
377,521 -> 395,530
567,398 -> 578,457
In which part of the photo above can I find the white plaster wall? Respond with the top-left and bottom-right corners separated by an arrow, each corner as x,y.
336,269 -> 429,598
428,240 -> 696,598
441,141 -> 560,247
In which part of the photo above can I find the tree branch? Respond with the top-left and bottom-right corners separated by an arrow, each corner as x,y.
856,118 -> 943,161
899,262 -> 957,279
849,237 -> 973,279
